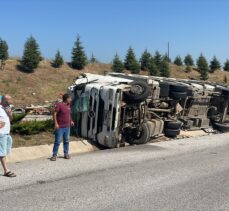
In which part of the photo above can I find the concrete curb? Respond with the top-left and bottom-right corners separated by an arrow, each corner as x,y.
6,130 -> 209,164
7,140 -> 99,163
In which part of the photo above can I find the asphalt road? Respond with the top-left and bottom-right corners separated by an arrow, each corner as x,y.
1,133 -> 229,211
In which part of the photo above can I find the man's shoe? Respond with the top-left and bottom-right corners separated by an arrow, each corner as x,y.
64,154 -> 70,159
50,156 -> 56,161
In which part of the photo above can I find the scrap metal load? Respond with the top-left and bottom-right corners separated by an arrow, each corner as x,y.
68,73 -> 229,148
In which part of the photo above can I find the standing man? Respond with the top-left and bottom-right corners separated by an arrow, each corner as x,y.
50,93 -> 74,161
0,95 -> 16,177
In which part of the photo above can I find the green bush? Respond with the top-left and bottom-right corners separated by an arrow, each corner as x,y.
12,120 -> 54,135
12,113 -> 27,124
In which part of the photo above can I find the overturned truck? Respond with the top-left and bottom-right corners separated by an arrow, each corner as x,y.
67,73 -> 229,148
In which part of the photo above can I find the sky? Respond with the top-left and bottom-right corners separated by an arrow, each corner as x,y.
1,0 -> 229,63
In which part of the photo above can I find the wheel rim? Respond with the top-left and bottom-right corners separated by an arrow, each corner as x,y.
130,84 -> 144,95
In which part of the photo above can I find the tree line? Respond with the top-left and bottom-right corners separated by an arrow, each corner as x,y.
172,54 -> 228,80
112,49 -> 229,80
0,35 -> 88,72
0,36 -> 229,81
112,48 -> 170,77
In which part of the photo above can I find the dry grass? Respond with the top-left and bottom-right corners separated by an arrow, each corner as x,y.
0,60 -> 111,106
208,69 -> 229,84
169,65 -> 200,79
123,64 -> 228,84
12,132 -> 82,148
12,132 -> 54,148
169,64 -> 229,84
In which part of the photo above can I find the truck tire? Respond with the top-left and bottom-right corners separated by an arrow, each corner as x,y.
212,122 -> 229,132
164,128 -> 180,137
215,86 -> 229,97
159,82 -> 170,97
222,88 -> 229,97
164,121 -> 182,129
187,88 -> 193,96
170,84 -> 189,92
127,123 -> 151,145
123,81 -> 150,103
169,91 -> 187,99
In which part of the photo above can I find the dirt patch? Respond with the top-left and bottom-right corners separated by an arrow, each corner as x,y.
179,130 -> 208,138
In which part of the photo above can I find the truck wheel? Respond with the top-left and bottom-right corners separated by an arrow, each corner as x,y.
170,84 -> 189,92
159,82 -> 170,97
126,123 -> 151,145
222,88 -> 229,97
169,91 -> 187,99
187,88 -> 193,96
215,86 -> 229,97
164,128 -> 180,137
164,121 -> 182,129
212,122 -> 229,132
123,81 -> 150,103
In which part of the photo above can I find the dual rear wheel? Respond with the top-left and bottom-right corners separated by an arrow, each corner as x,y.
164,120 -> 182,137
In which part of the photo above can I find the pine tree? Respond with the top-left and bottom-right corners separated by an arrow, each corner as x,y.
196,54 -> 209,80
130,60 -> 141,74
154,51 -> 162,68
52,50 -> 64,68
89,52 -> 97,63
140,49 -> 151,71
160,57 -> 170,77
21,36 -> 41,73
124,47 -> 137,70
149,58 -> 159,76
71,35 -> 87,70
0,39 -> 9,61
112,53 -> 124,73
224,75 -> 228,84
0,39 -> 9,70
224,60 -> 229,71
124,47 -> 140,74
209,56 -> 221,73
184,54 -> 194,66
162,53 -> 171,63
173,56 -> 183,66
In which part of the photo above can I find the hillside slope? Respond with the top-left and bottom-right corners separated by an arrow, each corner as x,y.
169,65 -> 229,83
0,59 -> 228,106
0,60 -> 111,106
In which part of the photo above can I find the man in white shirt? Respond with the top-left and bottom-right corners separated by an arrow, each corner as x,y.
0,95 -> 16,177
